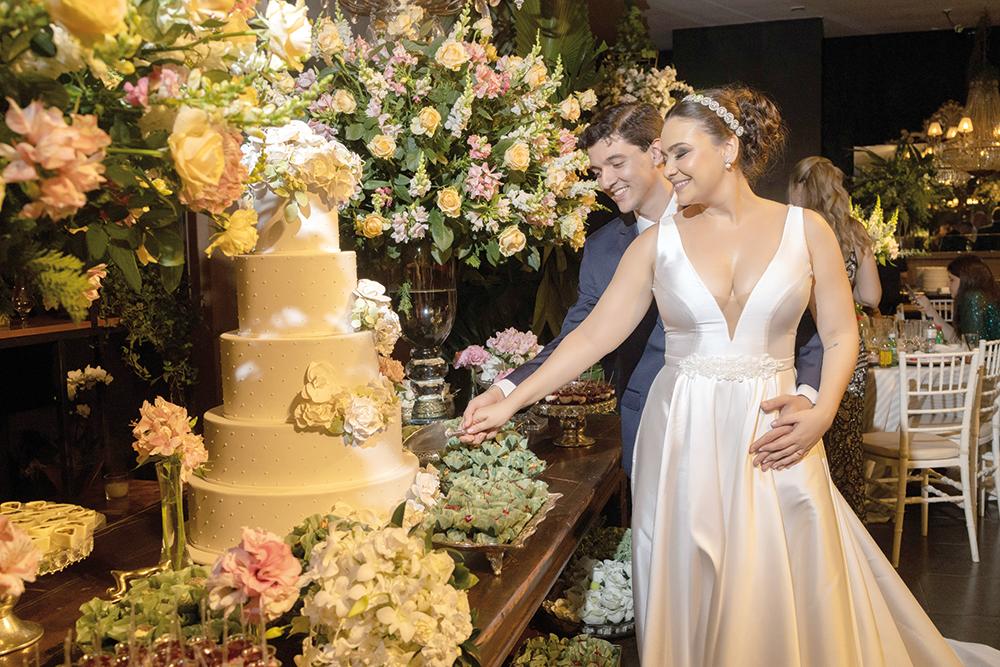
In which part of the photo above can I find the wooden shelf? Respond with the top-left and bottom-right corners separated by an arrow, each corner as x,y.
0,317 -> 121,349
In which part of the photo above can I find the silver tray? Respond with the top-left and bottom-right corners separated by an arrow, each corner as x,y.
431,492 -> 561,575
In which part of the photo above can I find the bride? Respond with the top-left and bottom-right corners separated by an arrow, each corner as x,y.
464,85 -> 1000,666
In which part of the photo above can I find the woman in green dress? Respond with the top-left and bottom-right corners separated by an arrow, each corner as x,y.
915,255 -> 1000,342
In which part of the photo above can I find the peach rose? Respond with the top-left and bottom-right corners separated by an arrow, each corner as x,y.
524,62 -> 547,89
411,106 -> 441,137
168,106 -> 224,203
498,225 -> 526,257
367,134 -> 396,159
559,97 -> 581,122
45,0 -> 126,42
503,142 -> 530,172
436,187 -> 462,217
357,213 -> 387,239
331,89 -> 356,114
435,39 -> 470,71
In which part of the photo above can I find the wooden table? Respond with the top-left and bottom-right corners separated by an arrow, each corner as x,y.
16,416 -> 625,666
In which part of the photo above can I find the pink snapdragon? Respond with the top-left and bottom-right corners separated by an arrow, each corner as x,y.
472,64 -> 510,99
0,98 -> 110,221
464,42 -> 487,64
464,162 -> 501,201
454,345 -> 491,369
0,516 -> 40,598
558,129 -> 577,156
467,135 -> 491,160
208,527 -> 302,622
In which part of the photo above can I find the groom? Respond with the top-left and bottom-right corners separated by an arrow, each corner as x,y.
464,103 -> 827,476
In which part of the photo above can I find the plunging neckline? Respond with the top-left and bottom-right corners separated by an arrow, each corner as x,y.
671,206 -> 793,343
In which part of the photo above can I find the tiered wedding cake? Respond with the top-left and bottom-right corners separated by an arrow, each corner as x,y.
187,168 -> 419,562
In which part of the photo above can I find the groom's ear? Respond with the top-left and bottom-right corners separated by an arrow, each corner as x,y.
649,138 -> 664,167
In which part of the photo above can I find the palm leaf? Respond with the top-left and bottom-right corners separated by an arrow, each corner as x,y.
513,0 -> 605,96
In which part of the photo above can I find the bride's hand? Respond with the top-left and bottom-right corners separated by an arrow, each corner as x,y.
750,395 -> 832,471
464,399 -> 519,439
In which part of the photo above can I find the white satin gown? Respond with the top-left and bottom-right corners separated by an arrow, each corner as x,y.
631,206 -> 1000,666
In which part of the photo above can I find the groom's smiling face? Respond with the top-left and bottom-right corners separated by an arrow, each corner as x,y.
587,135 -> 663,215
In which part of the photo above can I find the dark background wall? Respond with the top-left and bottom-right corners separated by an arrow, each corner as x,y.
671,18 -> 824,201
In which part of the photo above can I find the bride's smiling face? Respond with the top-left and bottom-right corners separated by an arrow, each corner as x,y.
659,116 -> 736,206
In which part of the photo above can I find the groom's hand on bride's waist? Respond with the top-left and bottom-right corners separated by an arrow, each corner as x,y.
750,394 -> 828,471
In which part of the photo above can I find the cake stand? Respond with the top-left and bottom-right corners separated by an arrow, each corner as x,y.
533,398 -> 616,448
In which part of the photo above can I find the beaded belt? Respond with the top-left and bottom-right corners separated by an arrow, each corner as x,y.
674,353 -> 792,382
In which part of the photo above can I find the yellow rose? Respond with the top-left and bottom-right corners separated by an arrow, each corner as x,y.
559,97 -> 581,122
205,209 -> 259,257
435,39 -> 469,71
411,106 -> 441,137
524,62 -> 547,89
168,106 -> 224,204
436,188 -> 462,218
368,134 -> 396,159
45,0 -> 126,42
485,44 -> 498,61
386,12 -> 414,38
315,18 -> 344,55
332,89 -> 357,114
264,0 -> 311,72
184,0 -> 234,22
498,226 -> 527,257
357,213 -> 387,239
503,142 -> 530,172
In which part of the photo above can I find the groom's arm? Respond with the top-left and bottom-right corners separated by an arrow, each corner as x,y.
495,241 -> 604,395
794,330 -> 824,404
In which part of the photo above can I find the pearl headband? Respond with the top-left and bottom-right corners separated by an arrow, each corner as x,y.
683,93 -> 745,137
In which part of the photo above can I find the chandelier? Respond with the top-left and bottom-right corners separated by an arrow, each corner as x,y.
339,0 -> 482,17
925,14 -> 1000,184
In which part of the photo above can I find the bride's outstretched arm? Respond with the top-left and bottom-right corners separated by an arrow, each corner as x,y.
804,209 -> 860,420
464,227 -> 659,435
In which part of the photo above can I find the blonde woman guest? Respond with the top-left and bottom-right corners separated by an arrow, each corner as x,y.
788,156 -> 881,519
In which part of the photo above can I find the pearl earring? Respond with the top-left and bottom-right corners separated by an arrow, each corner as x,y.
724,160 -> 733,170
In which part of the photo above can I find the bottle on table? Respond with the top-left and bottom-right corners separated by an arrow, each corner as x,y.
924,324 -> 937,352
935,325 -> 945,345
887,331 -> 898,366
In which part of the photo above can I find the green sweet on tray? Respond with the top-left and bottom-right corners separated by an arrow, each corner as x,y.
424,475 -> 550,545
512,634 -> 620,667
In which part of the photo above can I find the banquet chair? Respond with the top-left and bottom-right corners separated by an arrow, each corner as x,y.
862,349 -> 982,566
894,298 -> 954,322
977,339 -> 1000,516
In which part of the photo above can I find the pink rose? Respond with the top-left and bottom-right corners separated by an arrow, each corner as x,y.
208,527 -> 302,622
0,516 -> 40,598
454,345 -> 491,369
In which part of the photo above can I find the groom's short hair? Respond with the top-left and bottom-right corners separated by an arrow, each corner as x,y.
579,103 -> 663,152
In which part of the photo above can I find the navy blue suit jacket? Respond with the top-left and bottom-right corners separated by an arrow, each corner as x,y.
507,214 -> 824,477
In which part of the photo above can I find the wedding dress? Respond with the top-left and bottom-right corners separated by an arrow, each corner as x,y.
631,206 -> 1000,666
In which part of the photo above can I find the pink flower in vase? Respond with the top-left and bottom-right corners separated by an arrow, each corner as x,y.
208,527 -> 302,622
454,345 -> 491,369
0,516 -> 40,598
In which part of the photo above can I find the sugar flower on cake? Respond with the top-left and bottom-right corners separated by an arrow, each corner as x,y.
208,526 -> 303,623
455,327 -> 543,384
351,280 -> 402,359
293,364 -> 398,446
131,396 -> 208,481
0,515 -> 40,598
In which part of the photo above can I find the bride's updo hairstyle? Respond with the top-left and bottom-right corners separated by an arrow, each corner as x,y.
665,85 -> 787,183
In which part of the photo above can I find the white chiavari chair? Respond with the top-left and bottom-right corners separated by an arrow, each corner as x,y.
977,339 -> 1000,516
862,349 -> 982,566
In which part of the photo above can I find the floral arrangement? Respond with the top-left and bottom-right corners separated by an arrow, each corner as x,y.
66,364 -> 114,418
207,526 -> 303,624
0,0 -> 317,320
292,361 -> 398,446
0,515 -> 40,598
75,565 -> 241,650
423,475 -> 550,545
852,195 -> 900,265
454,327 -> 543,384
512,634 -> 619,667
595,6 -> 691,117
302,5 -> 601,269
547,526 -> 633,626
131,396 -> 207,481
290,502 -> 479,667
438,426 -> 545,492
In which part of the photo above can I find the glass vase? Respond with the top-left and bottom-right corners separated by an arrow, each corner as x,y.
399,244 -> 456,424
155,459 -> 190,570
